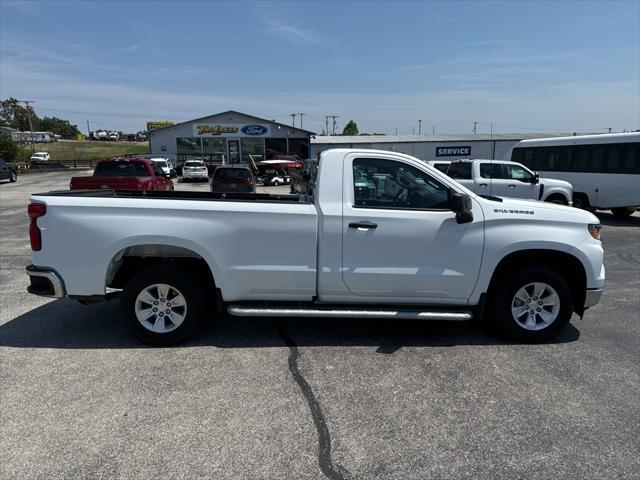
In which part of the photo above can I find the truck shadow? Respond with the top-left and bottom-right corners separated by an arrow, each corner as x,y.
595,211 -> 640,228
0,298 -> 580,350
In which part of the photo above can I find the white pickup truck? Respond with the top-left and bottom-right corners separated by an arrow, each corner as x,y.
447,159 -> 574,205
26,149 -> 604,345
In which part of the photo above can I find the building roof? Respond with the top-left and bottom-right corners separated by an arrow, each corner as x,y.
311,133 -> 591,144
148,110 -> 315,135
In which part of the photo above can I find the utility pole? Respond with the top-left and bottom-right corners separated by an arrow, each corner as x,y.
19,100 -> 36,153
412,127 -> 415,135
86,120 -> 91,142
432,125 -> 435,135
395,128 -> 398,135
327,115 -> 339,135
473,121 -> 478,134
298,113 -> 305,129
608,127 -> 612,133
418,119 -> 422,135
290,113 -> 297,128
325,116 -> 329,136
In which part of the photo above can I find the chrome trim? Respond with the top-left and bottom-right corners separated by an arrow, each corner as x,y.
25,265 -> 66,298
227,307 -> 472,321
584,288 -> 603,308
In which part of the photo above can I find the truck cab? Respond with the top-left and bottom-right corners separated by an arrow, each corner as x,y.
447,159 -> 573,205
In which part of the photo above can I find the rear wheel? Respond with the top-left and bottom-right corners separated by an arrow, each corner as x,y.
120,264 -> 207,345
611,207 -> 635,217
273,180 -> 280,186
493,266 -> 573,342
9,170 -> 17,182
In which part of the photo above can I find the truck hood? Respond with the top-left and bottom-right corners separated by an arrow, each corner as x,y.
489,196 -> 599,223
539,177 -> 572,189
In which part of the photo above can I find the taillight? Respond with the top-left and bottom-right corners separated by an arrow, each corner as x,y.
28,202 -> 46,251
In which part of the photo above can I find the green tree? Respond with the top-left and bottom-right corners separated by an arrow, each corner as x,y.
0,98 -> 40,132
342,120 -> 359,136
39,116 -> 80,139
0,134 -> 19,162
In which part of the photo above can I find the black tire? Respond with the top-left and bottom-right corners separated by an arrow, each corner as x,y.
273,180 -> 279,186
572,194 -> 589,210
611,207 -> 635,217
9,170 -> 17,182
545,195 -> 567,205
492,266 -> 573,342
120,263 -> 207,345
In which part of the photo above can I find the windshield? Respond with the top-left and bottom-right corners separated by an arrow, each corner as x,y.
185,161 -> 204,167
94,161 -> 150,177
151,159 -> 169,168
214,168 -> 252,179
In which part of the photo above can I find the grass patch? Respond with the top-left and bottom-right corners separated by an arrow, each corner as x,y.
17,140 -> 149,163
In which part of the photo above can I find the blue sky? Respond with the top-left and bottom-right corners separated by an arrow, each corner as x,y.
1,0 -> 638,134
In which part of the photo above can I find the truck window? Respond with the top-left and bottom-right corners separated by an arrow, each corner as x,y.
94,162 -> 150,177
353,158 -> 450,210
504,164 -> 533,182
479,164 -> 503,179
447,162 -> 472,179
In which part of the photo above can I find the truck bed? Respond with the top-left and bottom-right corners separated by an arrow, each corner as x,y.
34,189 -> 313,204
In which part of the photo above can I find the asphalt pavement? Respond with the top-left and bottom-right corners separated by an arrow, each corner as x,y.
1,170 -> 638,479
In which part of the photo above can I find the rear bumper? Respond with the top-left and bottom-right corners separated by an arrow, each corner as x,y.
25,264 -> 66,298
584,287 -> 603,308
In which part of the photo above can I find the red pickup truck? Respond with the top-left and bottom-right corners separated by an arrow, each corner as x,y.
70,157 -> 174,191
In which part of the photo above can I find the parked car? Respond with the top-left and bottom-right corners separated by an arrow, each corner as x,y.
69,157 -> 174,191
261,168 -> 290,186
0,157 -> 18,183
210,165 -> 256,193
427,160 -> 451,174
26,148 -> 603,345
181,160 -> 209,182
29,152 -> 50,164
149,157 -> 176,178
447,159 -> 573,205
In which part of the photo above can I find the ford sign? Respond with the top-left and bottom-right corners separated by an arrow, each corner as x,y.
241,125 -> 268,136
436,146 -> 471,157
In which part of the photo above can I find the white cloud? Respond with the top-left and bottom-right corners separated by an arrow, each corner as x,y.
261,17 -> 328,47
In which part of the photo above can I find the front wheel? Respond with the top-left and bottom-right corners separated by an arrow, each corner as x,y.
120,264 -> 206,345
493,266 -> 573,342
9,170 -> 17,182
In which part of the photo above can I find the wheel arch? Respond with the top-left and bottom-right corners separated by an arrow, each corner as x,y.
543,191 -> 570,204
487,249 -> 587,315
104,240 -> 221,298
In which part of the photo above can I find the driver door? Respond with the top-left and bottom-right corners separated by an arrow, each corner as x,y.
502,163 -> 539,199
341,156 -> 484,302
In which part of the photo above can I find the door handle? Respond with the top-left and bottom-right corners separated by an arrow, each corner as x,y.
349,221 -> 378,229
508,184 -> 517,188
479,183 -> 488,187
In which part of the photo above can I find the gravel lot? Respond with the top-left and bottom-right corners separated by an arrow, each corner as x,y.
1,171 -> 638,479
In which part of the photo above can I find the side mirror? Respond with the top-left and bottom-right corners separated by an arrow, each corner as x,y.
533,172 -> 540,184
451,192 -> 473,224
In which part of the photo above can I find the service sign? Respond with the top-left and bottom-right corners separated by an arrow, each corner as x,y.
436,146 -> 471,157
194,123 -> 269,137
147,121 -> 175,131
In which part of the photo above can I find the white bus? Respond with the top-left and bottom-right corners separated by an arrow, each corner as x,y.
510,132 -> 639,217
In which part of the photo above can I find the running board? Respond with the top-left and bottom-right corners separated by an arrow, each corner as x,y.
227,306 -> 473,321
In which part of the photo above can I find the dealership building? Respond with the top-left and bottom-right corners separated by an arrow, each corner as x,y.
148,110 -> 314,165
309,133 -> 569,162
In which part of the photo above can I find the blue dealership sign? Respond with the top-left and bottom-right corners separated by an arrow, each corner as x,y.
436,146 -> 471,157
241,124 -> 268,135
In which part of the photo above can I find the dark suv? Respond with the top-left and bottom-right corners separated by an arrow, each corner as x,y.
211,166 -> 256,193
0,157 -> 18,183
